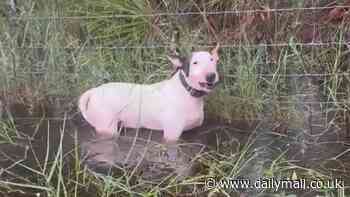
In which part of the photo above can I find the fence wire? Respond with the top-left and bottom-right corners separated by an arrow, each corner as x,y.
8,100 -> 350,121
10,71 -> 350,78
8,5 -> 350,20
2,3 -> 350,120
2,42 -> 350,50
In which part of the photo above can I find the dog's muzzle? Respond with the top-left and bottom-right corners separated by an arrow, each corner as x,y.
206,73 -> 216,83
200,72 -> 219,90
199,81 -> 218,90
179,72 -> 208,98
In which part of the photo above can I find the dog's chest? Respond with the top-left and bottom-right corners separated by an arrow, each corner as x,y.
182,102 -> 204,130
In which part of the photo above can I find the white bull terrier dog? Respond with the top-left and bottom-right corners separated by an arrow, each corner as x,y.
78,44 -> 220,158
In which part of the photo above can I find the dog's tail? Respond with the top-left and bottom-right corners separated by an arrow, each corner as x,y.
78,89 -> 93,121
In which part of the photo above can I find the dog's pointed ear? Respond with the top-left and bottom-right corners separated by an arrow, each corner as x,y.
167,55 -> 183,69
211,43 -> 220,61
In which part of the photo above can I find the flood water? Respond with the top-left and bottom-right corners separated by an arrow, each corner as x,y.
0,98 -> 349,196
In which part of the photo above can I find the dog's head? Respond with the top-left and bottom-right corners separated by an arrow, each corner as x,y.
168,44 -> 220,93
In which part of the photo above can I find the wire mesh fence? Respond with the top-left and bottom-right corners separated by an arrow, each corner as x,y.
6,5 -> 350,19
0,0 -> 349,122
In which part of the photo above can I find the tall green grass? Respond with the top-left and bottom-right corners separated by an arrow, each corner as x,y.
0,116 -> 18,144
1,0 -> 349,121
1,119 -> 345,196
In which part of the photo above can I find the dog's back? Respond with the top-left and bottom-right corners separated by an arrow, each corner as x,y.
78,82 -> 167,134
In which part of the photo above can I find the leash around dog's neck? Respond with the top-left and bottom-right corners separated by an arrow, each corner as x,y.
179,71 -> 207,98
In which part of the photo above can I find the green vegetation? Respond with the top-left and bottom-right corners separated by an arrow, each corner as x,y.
0,117 -> 17,144
1,0 -> 348,121
0,119 -> 346,197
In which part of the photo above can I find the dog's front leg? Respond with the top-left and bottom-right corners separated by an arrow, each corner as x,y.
163,133 -> 182,161
162,117 -> 184,161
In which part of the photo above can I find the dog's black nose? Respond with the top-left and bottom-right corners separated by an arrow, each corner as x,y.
206,73 -> 216,83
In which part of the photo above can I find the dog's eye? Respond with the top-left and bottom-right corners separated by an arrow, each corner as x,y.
193,61 -> 198,65
210,58 -> 214,61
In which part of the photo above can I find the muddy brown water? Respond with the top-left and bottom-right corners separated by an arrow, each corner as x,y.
0,100 -> 349,196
